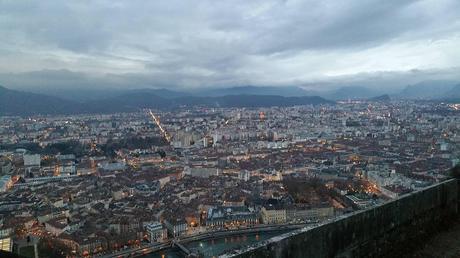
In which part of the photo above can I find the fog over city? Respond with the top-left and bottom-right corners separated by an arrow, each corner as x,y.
0,0 -> 459,91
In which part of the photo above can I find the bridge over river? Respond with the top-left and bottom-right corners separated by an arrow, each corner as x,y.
102,223 -> 307,258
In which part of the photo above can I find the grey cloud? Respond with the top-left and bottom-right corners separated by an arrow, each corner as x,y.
243,1 -> 420,53
1,66 -> 459,94
0,0 -> 459,89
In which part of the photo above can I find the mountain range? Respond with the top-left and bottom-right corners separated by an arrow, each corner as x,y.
28,81 -> 460,102
0,86 -> 332,116
0,86 -> 84,115
319,81 -> 460,100
2,80 -> 460,116
397,80 -> 460,99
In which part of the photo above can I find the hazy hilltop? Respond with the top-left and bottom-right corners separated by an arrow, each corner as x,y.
398,80 -> 459,99
444,84 -> 460,99
22,86 -> 310,102
0,85 -> 333,116
24,88 -> 191,102
194,86 -> 311,97
2,79 -> 460,116
322,80 -> 460,100
11,79 -> 460,104
322,86 -> 384,100
0,85 -> 82,116
369,94 -> 391,102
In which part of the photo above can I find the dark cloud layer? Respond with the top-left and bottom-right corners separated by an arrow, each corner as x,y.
0,0 -> 459,90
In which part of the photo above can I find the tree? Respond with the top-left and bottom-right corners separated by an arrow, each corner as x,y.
157,150 -> 166,158
14,224 -> 26,239
38,237 -> 72,258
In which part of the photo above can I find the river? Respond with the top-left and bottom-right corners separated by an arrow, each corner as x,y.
144,230 -> 291,258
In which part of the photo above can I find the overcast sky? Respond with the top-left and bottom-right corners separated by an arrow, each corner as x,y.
0,0 -> 459,91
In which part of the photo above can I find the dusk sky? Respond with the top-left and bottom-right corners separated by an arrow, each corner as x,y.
0,0 -> 459,90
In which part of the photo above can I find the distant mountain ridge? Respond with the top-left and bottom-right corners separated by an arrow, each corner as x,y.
0,86 -> 333,116
194,86 -> 311,97
322,81 -> 460,100
398,80 -> 459,99
26,86 -> 308,101
176,94 -> 332,108
369,94 -> 391,102
323,86 -> 385,100
85,92 -> 334,112
2,80 -> 460,116
0,85 -> 83,115
444,83 -> 460,99
26,87 -> 191,102
20,80 -> 460,103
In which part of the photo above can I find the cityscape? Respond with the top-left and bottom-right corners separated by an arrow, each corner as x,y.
1,1 -> 460,258
1,99 -> 459,257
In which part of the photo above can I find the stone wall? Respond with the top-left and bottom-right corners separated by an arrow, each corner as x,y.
234,179 -> 458,258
